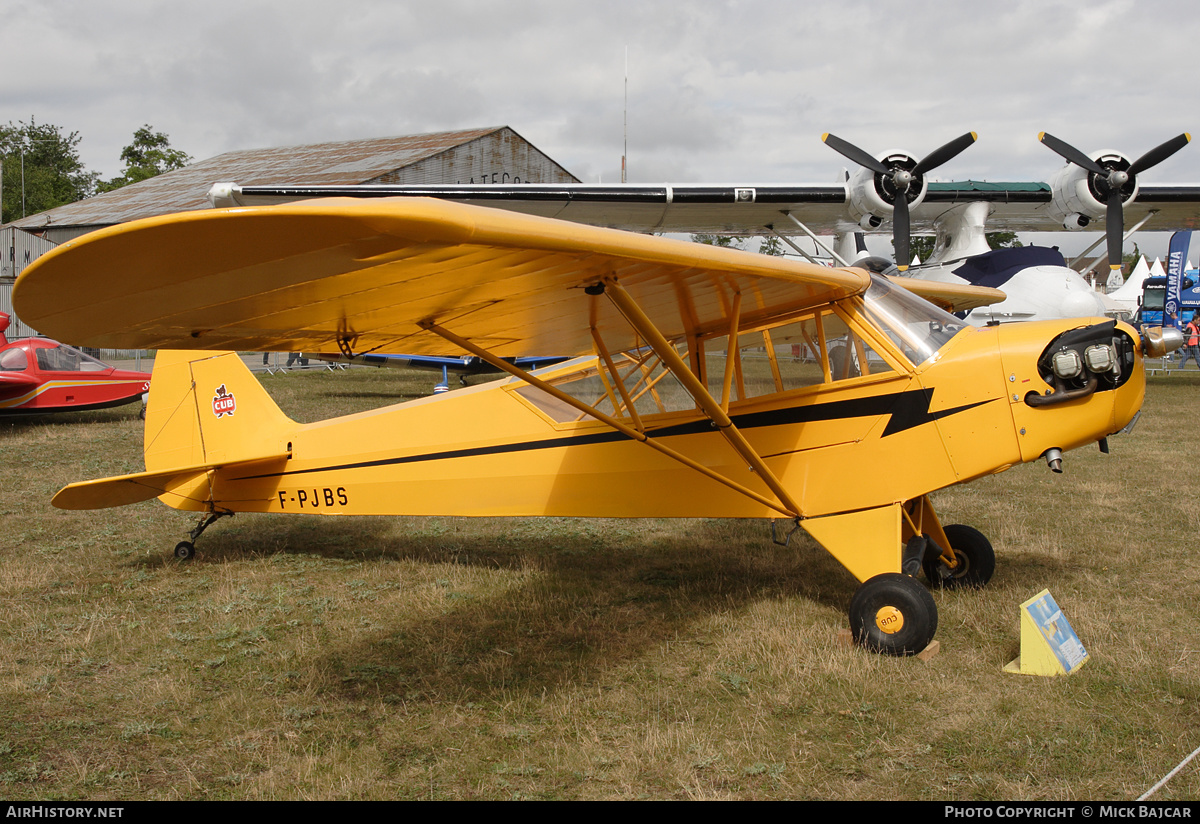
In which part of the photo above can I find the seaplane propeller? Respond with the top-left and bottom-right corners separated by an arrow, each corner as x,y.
1039,132 -> 1191,272
823,131 -> 977,270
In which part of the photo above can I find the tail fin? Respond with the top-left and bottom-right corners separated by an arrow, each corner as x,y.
52,351 -> 294,512
144,350 -> 295,472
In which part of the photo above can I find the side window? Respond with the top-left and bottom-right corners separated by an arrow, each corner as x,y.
0,348 -> 28,371
766,315 -> 829,392
514,349 -> 695,424
515,305 -> 902,424
821,312 -> 895,381
700,309 -> 895,403
34,344 -> 107,372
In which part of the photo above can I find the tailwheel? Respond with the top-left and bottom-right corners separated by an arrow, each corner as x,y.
923,524 -> 995,589
171,509 -> 233,561
849,573 -> 938,656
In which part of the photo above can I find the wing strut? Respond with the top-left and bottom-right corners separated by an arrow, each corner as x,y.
418,313 -> 801,519
777,213 -> 852,267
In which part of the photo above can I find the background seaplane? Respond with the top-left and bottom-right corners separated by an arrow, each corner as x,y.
0,311 -> 150,415
208,130 -> 1200,325
13,196 -> 1182,656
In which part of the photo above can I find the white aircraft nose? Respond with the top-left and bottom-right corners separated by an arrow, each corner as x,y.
1061,290 -> 1108,318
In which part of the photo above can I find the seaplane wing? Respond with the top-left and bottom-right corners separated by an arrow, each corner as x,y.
211,182 -> 859,235
14,197 -> 999,357
209,179 -> 1200,237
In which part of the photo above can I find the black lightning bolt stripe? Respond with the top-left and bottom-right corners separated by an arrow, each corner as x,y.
232,388 -> 997,481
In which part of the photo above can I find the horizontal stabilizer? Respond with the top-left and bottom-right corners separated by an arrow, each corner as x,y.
53,466 -> 212,510
52,449 -> 291,511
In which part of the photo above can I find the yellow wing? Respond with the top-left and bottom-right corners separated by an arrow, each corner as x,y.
14,198 -> 997,355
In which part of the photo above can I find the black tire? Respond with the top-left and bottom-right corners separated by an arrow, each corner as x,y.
849,573 -> 938,656
173,541 -> 196,560
923,524 -> 995,589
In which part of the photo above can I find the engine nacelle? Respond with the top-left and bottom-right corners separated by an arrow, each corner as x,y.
845,151 -> 927,226
1046,149 -> 1138,225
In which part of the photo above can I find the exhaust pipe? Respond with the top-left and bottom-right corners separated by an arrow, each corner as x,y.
1043,448 -> 1064,473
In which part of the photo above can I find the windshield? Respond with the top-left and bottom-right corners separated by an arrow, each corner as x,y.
859,275 -> 968,366
1142,286 -> 1165,311
35,343 -> 109,372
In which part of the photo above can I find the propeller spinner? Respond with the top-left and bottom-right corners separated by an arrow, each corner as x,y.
824,131 -> 977,270
1039,132 -> 1191,272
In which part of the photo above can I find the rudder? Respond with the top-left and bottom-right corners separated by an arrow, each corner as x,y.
144,351 -> 295,472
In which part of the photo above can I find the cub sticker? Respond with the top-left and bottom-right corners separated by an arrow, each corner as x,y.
212,384 -> 236,417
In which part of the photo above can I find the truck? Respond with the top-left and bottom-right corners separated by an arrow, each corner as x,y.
1136,272 -> 1200,327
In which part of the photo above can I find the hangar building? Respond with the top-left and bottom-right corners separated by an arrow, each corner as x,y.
1,126 -> 579,337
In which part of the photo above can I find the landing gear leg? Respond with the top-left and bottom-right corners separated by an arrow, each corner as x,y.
923,524 -> 995,589
173,509 -> 233,560
902,496 -> 996,589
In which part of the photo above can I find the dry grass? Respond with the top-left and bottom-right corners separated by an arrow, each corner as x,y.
1,366 -> 1199,800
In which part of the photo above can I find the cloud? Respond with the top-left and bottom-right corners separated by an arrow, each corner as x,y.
4,0 -> 1198,256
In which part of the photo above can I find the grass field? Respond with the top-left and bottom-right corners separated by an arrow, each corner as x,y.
2,365 -> 1199,800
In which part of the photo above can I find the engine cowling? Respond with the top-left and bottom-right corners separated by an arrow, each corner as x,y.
1046,149 -> 1138,228
845,151 -> 927,227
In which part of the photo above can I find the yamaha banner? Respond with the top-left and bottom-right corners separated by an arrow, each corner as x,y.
1166,231 -> 1191,324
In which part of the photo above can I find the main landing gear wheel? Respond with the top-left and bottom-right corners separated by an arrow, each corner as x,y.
173,541 -> 196,560
849,573 -> 938,656
923,524 -> 995,589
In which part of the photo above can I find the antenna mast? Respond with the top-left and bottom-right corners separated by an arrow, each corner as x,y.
622,46 -> 628,184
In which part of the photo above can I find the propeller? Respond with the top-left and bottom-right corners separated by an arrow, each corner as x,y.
823,131 -> 977,269
1039,132 -> 1191,271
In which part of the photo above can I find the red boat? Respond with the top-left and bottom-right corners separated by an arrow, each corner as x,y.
0,312 -> 151,415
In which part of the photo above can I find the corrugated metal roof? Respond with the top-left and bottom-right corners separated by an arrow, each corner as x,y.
8,126 -> 576,229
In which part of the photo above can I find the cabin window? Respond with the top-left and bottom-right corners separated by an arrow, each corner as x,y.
514,348 -> 695,424
515,297 -> 913,425
35,344 -> 108,372
0,348 -> 28,371
700,308 -> 896,403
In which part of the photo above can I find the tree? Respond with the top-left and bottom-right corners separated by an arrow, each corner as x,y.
691,233 -> 744,249
0,118 -> 98,223
97,125 -> 191,193
908,235 -> 936,264
758,235 -> 784,256
1122,242 -> 1143,271
986,231 -> 1022,250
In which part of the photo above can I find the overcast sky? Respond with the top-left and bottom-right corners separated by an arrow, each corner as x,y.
6,0 -> 1200,258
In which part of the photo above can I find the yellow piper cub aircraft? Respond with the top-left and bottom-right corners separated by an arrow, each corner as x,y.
13,197 -> 1180,655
